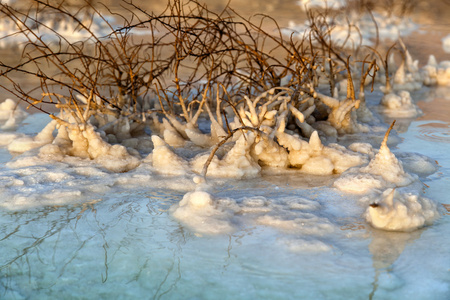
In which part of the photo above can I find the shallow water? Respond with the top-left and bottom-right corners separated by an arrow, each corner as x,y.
0,89 -> 449,299
1,1 -> 450,299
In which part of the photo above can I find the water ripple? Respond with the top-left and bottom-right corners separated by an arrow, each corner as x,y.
416,122 -> 450,143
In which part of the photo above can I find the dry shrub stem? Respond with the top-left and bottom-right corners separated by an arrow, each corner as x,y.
0,0 -> 384,119
0,0 -> 402,179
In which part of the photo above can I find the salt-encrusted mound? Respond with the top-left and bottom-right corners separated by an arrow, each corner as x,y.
380,91 -> 422,118
191,132 -> 261,178
443,34 -> 450,53
422,55 -> 450,86
0,99 -> 28,130
170,190 -> 237,235
150,135 -> 189,175
334,123 -> 418,194
364,188 -> 441,231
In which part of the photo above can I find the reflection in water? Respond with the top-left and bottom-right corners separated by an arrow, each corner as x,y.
368,228 -> 423,299
418,87 -> 450,123
0,189 -> 192,299
416,122 -> 450,143
377,86 -> 450,135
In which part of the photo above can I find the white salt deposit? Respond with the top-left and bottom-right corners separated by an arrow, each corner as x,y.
170,190 -> 237,235
0,99 -> 28,130
396,152 -> 438,177
0,4 -> 112,47
280,237 -> 332,253
443,34 -> 450,53
191,132 -> 261,178
286,9 -> 418,49
149,135 -> 189,175
380,91 -> 422,118
0,3 -> 449,299
422,55 -> 450,86
361,137 -> 416,187
8,119 -> 56,153
256,213 -> 335,235
334,123 -> 417,194
364,188 -> 441,231
279,131 -> 367,175
297,0 -> 346,10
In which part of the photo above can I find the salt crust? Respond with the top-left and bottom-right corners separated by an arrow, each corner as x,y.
289,7 -> 417,48
279,237 -> 332,253
422,55 -> 450,86
0,2 -> 444,240
170,190 -> 237,235
364,188 -> 441,231
170,188 -> 335,238
443,34 -> 450,53
0,9 -> 111,48
0,60 -> 442,232
0,99 -> 28,130
380,91 -> 422,118
334,130 -> 420,195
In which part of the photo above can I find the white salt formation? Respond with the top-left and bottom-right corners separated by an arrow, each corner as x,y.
443,34 -> 450,53
0,6 -> 112,47
191,132 -> 261,178
8,119 -> 57,153
380,90 -> 422,118
288,7 -> 418,49
279,131 -> 367,175
0,99 -> 28,130
391,42 -> 422,92
150,135 -> 189,176
396,152 -> 438,177
171,184 -> 337,238
365,188 -> 440,231
334,122 -> 417,194
422,55 -> 450,86
360,128 -> 415,187
0,5 -> 443,235
170,190 -> 237,235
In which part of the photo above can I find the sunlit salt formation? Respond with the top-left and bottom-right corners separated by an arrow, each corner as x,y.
377,45 -> 423,118
174,86 -> 368,178
288,6 -> 417,49
443,34 -> 450,53
0,99 -> 28,130
364,188 -> 441,231
422,55 -> 450,86
362,131 -> 415,186
380,90 -> 422,118
8,119 -> 57,153
170,189 -> 238,235
6,111 -> 141,172
191,132 -> 262,178
315,89 -> 366,135
391,42 -> 423,92
0,3 -> 112,47
297,0 -> 346,10
172,179 -> 336,237
41,122 -> 140,172
279,131 -> 367,175
149,135 -> 190,176
334,122 -> 417,194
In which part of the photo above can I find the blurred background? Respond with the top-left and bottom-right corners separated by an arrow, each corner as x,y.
3,0 -> 450,62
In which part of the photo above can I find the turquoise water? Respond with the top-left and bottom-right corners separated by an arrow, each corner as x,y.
0,99 -> 449,299
0,1 -> 449,298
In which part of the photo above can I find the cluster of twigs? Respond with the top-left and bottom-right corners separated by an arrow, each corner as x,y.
0,0 -> 384,125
